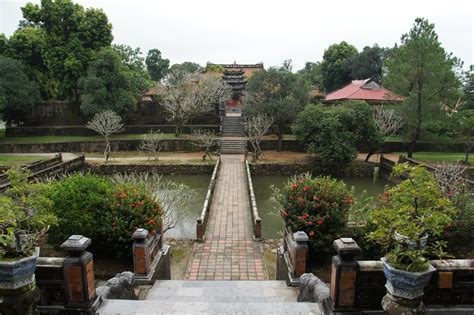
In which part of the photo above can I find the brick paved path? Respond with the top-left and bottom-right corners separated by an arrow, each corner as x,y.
186,155 -> 267,280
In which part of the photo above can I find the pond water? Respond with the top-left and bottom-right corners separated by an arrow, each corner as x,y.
252,176 -> 390,239
161,175 -> 210,239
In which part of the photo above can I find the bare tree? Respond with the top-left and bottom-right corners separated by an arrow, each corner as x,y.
373,106 -> 403,139
138,129 -> 162,161
433,161 -> 468,195
367,105 -> 403,161
192,129 -> 217,160
244,114 -> 273,161
161,71 -> 232,136
85,110 -> 124,162
112,173 -> 197,234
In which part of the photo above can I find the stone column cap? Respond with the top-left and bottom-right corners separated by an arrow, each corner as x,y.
333,238 -> 361,259
294,231 -> 309,243
132,228 -> 149,240
61,235 -> 91,252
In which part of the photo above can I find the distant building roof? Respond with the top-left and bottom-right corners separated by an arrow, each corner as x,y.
324,79 -> 404,103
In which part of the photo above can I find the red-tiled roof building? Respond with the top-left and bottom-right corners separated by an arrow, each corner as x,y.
324,79 -> 404,104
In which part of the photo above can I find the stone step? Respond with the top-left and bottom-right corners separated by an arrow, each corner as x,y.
220,149 -> 246,154
99,300 -> 323,314
153,280 -> 291,289
146,289 -> 297,303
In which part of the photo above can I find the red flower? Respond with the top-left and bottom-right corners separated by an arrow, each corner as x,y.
147,219 -> 155,225
317,219 -> 324,225
290,183 -> 298,190
313,195 -> 319,201
308,231 -> 315,237
306,221 -> 313,226
280,210 -> 288,218
303,185 -> 311,192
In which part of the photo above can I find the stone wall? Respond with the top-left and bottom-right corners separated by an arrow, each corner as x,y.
0,139 -> 205,153
6,124 -> 220,137
86,163 -> 216,175
19,100 -> 220,127
249,160 -> 375,177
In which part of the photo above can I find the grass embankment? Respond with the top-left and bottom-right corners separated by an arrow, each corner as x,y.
396,152 -> 472,164
0,133 -> 182,144
0,155 -> 46,166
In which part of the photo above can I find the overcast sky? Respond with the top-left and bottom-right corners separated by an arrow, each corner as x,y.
1,0 -> 473,71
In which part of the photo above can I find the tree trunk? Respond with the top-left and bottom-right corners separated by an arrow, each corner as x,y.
277,132 -> 283,152
175,125 -> 180,137
465,142 -> 470,164
365,151 -> 374,162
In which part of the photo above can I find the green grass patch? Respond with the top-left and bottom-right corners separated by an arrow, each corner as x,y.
0,155 -> 47,166
396,151 -> 472,163
0,133 -> 182,144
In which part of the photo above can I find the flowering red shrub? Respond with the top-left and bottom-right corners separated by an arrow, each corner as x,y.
47,174 -> 163,258
280,174 -> 353,253
105,183 -> 163,252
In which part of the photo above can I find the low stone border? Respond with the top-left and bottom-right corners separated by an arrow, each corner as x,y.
86,162 -> 216,176
245,159 -> 262,240
196,157 -> 221,241
249,160 -> 375,177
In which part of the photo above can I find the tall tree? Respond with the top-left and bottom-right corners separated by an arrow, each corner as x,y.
169,62 -> 202,74
146,49 -> 170,81
345,44 -> 387,83
112,44 -> 153,97
0,56 -> 40,124
79,48 -> 149,115
320,41 -> 358,92
21,0 -> 113,100
463,71 -> 474,110
384,17 -> 462,158
0,34 -> 7,55
7,26 -> 58,99
297,61 -> 323,87
242,62 -> 311,151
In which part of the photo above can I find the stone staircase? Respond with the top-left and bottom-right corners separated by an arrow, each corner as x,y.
99,280 -> 322,314
220,115 -> 247,154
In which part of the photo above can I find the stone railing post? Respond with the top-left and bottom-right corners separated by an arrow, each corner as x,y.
132,228 -> 170,284
323,238 -> 361,314
132,228 -> 150,277
61,235 -> 101,314
293,231 -> 309,278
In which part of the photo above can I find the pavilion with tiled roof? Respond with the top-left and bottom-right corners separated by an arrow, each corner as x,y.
324,78 -> 404,104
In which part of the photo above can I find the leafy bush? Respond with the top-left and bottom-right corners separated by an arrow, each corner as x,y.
367,164 -> 456,271
47,173 -> 162,258
0,167 -> 56,259
293,104 -> 357,167
278,173 -> 353,254
442,192 -> 474,256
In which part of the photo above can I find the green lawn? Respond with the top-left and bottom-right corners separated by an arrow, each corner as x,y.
396,151 -> 472,163
0,133 -> 182,143
0,155 -> 47,166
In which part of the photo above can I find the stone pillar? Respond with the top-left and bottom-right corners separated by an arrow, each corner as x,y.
293,231 -> 309,278
132,228 -> 150,277
61,235 -> 101,314
323,237 -> 362,314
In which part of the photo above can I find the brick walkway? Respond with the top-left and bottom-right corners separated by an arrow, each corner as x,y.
186,155 -> 267,281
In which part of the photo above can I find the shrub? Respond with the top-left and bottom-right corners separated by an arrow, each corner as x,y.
293,104 -> 357,168
47,173 -> 113,246
367,164 -> 456,271
0,167 -> 56,259
278,173 -> 353,254
47,173 -> 163,258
